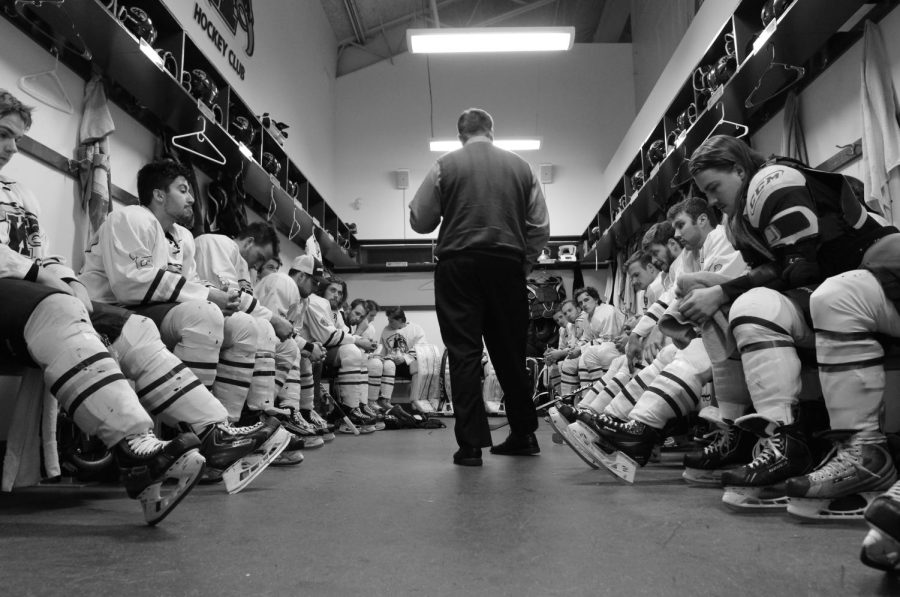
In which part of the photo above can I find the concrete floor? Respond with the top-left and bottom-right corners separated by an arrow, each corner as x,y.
1,421 -> 898,597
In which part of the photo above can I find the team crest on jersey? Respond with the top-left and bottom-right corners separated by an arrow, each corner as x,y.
0,201 -> 43,257
130,252 -> 153,269
386,333 -> 409,356
712,263 -> 723,272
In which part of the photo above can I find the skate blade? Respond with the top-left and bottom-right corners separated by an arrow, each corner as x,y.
547,409 -> 595,468
140,449 -> 205,526
222,427 -> 290,495
682,467 -> 734,487
321,432 -> 335,442
303,436 -> 326,449
567,421 -> 638,483
722,486 -> 789,512
860,527 -> 900,572
786,493 -> 879,522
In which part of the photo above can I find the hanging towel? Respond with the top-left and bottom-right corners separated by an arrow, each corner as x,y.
781,90 -> 808,164
1,369 -> 49,491
861,20 -> 900,223
78,74 -> 115,245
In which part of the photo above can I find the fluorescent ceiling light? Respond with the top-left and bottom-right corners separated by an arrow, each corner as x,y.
429,138 -> 542,152
408,27 -> 574,54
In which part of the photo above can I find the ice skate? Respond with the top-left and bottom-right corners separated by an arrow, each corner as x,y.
785,431 -> 897,522
360,403 -> 385,431
219,416 -> 290,494
343,407 -> 375,434
198,421 -> 268,489
271,433 -> 306,466
302,408 -> 336,442
682,424 -> 757,487
861,480 -> 900,572
114,430 -> 205,526
564,420 -> 638,483
721,415 -> 813,512
272,407 -> 326,448
594,419 -> 660,467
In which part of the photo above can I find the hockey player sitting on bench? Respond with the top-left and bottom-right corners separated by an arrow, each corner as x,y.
558,286 -> 624,396
377,307 -> 441,413
349,298 -> 396,414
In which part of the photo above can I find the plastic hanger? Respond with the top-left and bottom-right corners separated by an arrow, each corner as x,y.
18,47 -> 73,114
288,201 -> 301,240
266,182 -> 277,222
170,117 -> 226,165
745,44 -> 806,109
710,102 -> 750,139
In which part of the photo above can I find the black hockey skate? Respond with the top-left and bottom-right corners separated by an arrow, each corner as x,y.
785,430 -> 897,522
720,416 -> 814,512
115,430 -> 205,525
594,419 -> 660,467
301,408 -> 336,441
861,479 -> 900,572
360,403 -> 385,431
546,406 -> 638,482
682,424 -> 757,487
216,412 -> 291,491
271,406 -> 326,448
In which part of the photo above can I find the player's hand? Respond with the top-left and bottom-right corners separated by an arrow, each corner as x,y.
309,342 -> 325,363
642,328 -> 663,363
270,315 -> 294,341
68,281 -> 93,314
679,286 -> 727,324
207,288 -> 239,315
625,332 -> 643,372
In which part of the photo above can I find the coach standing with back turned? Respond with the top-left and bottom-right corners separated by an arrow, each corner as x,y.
410,108 -> 550,467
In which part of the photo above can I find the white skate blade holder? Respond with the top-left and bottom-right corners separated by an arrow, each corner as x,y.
722,486 -> 789,511
786,493 -> 880,522
548,410 -> 602,471
567,421 -> 638,483
222,426 -> 290,495
140,448 -> 206,526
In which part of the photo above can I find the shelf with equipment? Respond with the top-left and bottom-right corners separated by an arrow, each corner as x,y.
580,0 -> 896,264
0,0 -> 359,268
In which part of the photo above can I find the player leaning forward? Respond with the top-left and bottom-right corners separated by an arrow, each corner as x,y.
79,159 -> 289,481
0,91 -> 212,523
681,136 -> 900,530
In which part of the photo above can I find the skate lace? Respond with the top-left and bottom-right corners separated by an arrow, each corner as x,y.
290,411 -> 314,431
703,427 -> 734,456
598,414 -> 628,431
885,480 -> 900,500
223,421 -> 264,435
125,431 -> 165,456
746,435 -> 784,470
808,443 -> 874,483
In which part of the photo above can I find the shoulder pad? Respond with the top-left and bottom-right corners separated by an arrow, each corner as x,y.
745,165 -> 806,228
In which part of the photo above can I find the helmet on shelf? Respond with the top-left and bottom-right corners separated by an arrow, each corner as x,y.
119,6 -> 157,45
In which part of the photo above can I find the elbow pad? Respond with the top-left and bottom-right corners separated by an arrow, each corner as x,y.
782,257 -> 821,288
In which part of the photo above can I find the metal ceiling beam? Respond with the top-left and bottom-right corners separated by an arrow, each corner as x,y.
336,0 -> 470,47
342,0 -> 367,44
475,0 -> 558,27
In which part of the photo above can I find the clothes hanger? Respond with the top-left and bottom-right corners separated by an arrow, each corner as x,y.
745,44 -> 806,109
288,201 -> 301,240
170,116 -> 226,165
708,102 -> 750,139
266,182 -> 277,222
18,47 -> 74,114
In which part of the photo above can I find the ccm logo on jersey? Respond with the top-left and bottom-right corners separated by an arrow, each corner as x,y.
746,166 -> 806,227
130,252 -> 153,269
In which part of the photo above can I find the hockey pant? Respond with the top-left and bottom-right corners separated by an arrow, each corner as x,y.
812,270 -> 900,431
577,342 -> 621,387
726,287 -> 814,425
24,293 -> 152,447
108,311 -> 227,433
367,356 -> 396,402
627,338 -> 711,430
410,343 -> 442,407
329,344 -> 367,408
599,344 -> 679,419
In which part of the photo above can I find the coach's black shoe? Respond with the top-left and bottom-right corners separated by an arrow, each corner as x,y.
453,446 -> 483,466
490,432 -> 540,456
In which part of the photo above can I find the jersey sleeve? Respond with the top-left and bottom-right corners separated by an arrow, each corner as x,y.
305,297 -> 356,348
0,244 -> 38,279
99,210 -> 209,305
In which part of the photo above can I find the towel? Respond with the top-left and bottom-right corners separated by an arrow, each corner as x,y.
861,20 -> 900,223
78,74 -> 114,246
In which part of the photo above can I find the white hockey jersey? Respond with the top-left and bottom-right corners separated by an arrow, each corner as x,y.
80,205 -> 209,306
253,272 -> 311,345
194,234 -> 272,320
581,303 -> 625,344
0,176 -> 44,279
378,322 -> 427,365
303,293 -> 356,349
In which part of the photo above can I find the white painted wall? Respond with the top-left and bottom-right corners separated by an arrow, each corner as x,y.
161,0 -> 339,201
333,44 -> 636,239
631,0 -> 698,111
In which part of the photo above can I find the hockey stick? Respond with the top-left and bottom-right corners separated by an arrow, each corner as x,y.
325,391 -> 360,436
488,385 -> 594,431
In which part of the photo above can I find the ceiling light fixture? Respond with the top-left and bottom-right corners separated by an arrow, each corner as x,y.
429,138 -> 542,152
407,27 -> 575,54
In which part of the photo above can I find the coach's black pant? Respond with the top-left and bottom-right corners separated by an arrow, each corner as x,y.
435,252 -> 537,448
